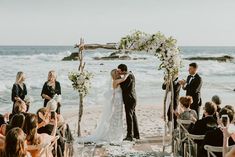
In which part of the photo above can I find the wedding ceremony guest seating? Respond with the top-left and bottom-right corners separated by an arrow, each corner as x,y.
174,119 -> 192,156
185,133 -> 205,157
204,145 -> 234,157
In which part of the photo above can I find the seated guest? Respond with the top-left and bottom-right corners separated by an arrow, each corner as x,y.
37,107 -> 73,157
9,100 -> 27,120
23,113 -> 57,157
211,95 -> 222,113
0,114 -> 6,135
6,113 -> 26,135
224,105 -> 235,115
3,127 -> 31,157
203,107 -> 235,157
178,96 -> 197,129
0,115 -> 6,150
37,107 -> 53,134
14,100 -> 27,113
189,102 -> 218,135
202,95 -> 222,119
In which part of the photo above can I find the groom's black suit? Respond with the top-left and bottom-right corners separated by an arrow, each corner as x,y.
183,73 -> 202,117
120,72 -> 140,138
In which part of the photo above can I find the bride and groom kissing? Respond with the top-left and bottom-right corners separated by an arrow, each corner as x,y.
78,64 -> 140,144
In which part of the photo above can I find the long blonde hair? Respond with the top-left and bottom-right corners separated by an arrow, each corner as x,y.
15,71 -> 24,84
48,70 -> 57,82
110,69 -> 117,80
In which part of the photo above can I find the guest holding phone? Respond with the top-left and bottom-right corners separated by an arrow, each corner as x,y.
203,107 -> 235,157
11,71 -> 28,113
41,70 -> 61,114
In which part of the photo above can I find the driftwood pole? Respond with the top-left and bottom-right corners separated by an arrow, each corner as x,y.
170,76 -> 175,154
162,73 -> 175,154
75,38 -> 85,137
162,72 -> 171,152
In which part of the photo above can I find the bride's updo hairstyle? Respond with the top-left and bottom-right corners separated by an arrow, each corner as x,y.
111,69 -> 117,80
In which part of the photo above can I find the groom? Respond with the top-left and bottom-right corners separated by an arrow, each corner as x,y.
117,64 -> 140,141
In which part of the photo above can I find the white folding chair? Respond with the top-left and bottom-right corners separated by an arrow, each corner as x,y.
175,119 -> 192,156
204,145 -> 234,157
185,133 -> 205,157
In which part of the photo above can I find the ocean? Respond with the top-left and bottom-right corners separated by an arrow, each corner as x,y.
0,46 -> 235,113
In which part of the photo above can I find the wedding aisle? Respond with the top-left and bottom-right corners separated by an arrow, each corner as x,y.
92,136 -> 171,157
62,104 -> 173,156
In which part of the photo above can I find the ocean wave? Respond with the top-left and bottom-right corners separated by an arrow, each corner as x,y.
0,50 -> 72,61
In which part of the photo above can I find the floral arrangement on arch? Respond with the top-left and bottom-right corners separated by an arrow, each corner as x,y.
68,71 -> 93,97
117,30 -> 181,78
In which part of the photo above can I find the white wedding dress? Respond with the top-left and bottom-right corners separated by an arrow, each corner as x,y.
78,86 -> 124,144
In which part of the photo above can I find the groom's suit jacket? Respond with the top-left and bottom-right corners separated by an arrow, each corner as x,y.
120,72 -> 136,106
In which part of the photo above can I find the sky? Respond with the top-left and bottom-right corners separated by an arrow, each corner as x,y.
1,0 -> 235,46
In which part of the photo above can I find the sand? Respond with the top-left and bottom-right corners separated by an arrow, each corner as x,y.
62,104 -> 173,157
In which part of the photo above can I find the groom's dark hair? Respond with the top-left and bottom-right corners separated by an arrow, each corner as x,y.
118,64 -> 128,72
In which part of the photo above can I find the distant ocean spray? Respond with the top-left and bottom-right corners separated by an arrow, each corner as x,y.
0,46 -> 235,113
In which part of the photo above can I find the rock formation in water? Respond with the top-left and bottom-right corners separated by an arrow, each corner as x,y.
84,43 -> 117,50
62,50 -> 147,61
184,55 -> 234,62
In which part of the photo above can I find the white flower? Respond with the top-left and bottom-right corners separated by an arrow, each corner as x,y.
117,30 -> 181,78
68,71 -> 93,97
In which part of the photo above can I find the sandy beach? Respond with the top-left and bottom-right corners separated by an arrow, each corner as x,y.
62,104 -> 172,156
63,104 -> 165,137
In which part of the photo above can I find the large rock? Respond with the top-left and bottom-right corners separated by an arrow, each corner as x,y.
94,55 -> 132,60
62,51 -> 147,61
84,43 -> 117,50
93,51 -> 146,60
62,52 -> 79,61
185,55 -> 234,62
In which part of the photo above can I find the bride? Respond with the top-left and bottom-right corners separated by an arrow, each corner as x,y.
78,69 -> 129,144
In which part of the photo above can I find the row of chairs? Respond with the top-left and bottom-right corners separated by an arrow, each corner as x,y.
174,119 -> 234,157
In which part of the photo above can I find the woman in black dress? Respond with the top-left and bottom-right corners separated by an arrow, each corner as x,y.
41,70 -> 61,114
11,71 -> 28,113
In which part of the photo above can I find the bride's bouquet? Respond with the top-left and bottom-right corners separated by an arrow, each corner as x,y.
68,71 -> 93,96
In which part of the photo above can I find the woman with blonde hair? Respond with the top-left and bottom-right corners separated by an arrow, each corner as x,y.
11,71 -> 28,114
41,70 -> 61,113
78,69 -> 129,144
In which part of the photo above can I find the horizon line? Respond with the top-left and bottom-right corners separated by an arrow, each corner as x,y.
1,44 -> 235,47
